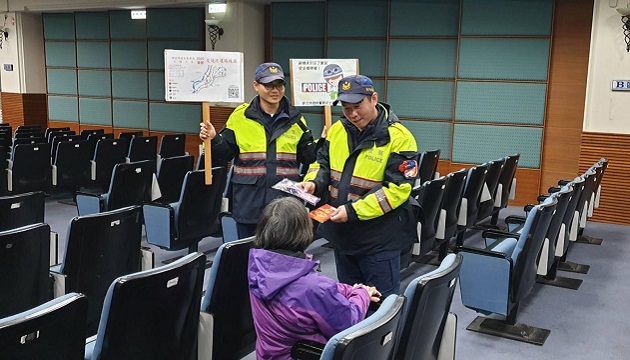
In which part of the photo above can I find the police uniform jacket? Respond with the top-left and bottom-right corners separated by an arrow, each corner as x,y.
304,103 -> 419,255
211,96 -> 317,224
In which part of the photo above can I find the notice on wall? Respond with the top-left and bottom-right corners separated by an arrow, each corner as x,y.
164,49 -> 244,103
290,59 -> 359,106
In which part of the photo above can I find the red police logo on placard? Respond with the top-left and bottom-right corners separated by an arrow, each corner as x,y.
399,160 -> 418,179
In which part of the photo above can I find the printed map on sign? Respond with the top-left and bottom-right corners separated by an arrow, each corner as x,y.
164,49 -> 244,103
290,59 -> 358,107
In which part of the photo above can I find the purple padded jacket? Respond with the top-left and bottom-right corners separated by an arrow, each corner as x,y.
248,248 -> 370,360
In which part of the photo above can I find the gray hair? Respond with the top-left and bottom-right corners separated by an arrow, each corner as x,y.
254,197 -> 313,252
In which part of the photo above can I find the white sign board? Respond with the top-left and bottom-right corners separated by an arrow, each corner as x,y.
290,59 -> 359,106
164,49 -> 244,103
611,80 -> 630,91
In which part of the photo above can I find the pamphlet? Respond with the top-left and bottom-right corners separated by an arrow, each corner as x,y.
272,178 -> 321,206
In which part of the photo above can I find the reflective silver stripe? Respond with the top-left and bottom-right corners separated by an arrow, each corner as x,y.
350,176 -> 380,190
276,152 -> 297,161
330,170 -> 342,180
306,168 -> 319,174
347,193 -> 361,201
234,166 -> 265,176
375,189 -> 393,213
239,152 -> 266,161
277,167 -> 299,176
330,186 -> 338,198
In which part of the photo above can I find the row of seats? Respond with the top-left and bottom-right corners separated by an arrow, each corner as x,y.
456,158 -> 608,345
0,234 -> 462,360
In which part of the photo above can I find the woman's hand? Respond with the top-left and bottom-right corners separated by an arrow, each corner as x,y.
199,121 -> 216,141
354,283 -> 382,302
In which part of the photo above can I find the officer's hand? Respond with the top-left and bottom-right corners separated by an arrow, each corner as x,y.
199,122 -> 216,141
321,125 -> 328,138
297,181 -> 316,194
330,205 -> 348,223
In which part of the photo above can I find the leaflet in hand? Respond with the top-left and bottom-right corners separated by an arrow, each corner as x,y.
309,204 -> 336,223
272,178 -> 320,206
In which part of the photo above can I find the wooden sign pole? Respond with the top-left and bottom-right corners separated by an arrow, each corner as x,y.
203,102 -> 213,184
324,105 -> 332,130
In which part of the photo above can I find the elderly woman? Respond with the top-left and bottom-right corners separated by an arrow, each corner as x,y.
248,197 -> 380,360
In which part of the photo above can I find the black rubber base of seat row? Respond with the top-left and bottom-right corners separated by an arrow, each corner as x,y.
467,316 -> 550,346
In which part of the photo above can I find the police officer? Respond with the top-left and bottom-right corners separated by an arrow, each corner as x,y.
200,62 -> 319,238
298,75 -> 418,297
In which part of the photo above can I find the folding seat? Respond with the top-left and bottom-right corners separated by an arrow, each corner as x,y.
80,128 -> 104,139
475,158 -> 504,225
90,137 -> 128,192
46,130 -> 74,145
415,149 -> 440,186
84,252 -> 205,360
118,130 -> 143,140
50,206 -> 150,337
14,130 -> 44,139
198,237 -> 256,360
0,191 -> 45,231
51,139 -> 92,190
454,164 -> 488,246
0,223 -> 51,319
457,197 -> 557,345
158,133 -> 187,160
405,177 -> 446,266
7,143 -> 51,194
155,154 -> 194,204
144,168 -> 225,252
127,135 -> 158,173
433,169 -> 467,261
569,168 -> 598,246
0,293 -> 88,360
290,294 -> 406,360
76,160 -> 153,216
12,136 -> 47,146
15,125 -> 41,133
395,253 -> 463,360
487,153 -> 520,226
593,158 -> 608,209
0,145 -> 9,195
44,126 -> 70,140
50,134 -> 82,162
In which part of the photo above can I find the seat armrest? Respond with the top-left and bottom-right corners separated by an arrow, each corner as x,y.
291,341 -> 326,360
455,246 -> 511,259
557,180 -> 570,186
548,187 -> 561,194
505,215 -> 526,225
49,268 -> 66,298
538,194 -> 550,202
50,231 -> 59,266
198,311 -> 215,360
481,229 -> 519,240
437,312 -> 457,360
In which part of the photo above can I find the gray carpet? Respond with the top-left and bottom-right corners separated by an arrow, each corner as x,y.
45,196 -> 629,359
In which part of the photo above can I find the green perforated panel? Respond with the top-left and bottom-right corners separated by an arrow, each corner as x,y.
272,3 -> 325,38
327,0 -> 387,37
149,103 -> 200,133
47,69 -> 77,95
48,96 -> 78,122
109,10 -> 147,39
390,0 -> 460,37
112,71 -> 147,99
458,38 -> 550,81
45,41 -> 76,67
149,72 -> 165,101
75,12 -> 109,40
76,42 -> 110,69
401,120 -> 452,160
148,40 -> 202,70
327,40 -> 386,78
113,101 -> 148,129
461,0 -> 553,36
111,42 -> 147,70
147,8 -> 203,39
272,40 -> 325,76
452,124 -> 541,168
386,80 -> 454,120
388,40 -> 457,79
455,82 -> 546,125
301,112 -> 325,139
43,14 -> 75,40
78,70 -> 111,97
79,98 -> 112,126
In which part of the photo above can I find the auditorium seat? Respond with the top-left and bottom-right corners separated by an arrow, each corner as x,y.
0,191 -> 45,231
455,164 -> 488,247
90,137 -> 128,193
457,197 -> 557,345
490,153 -> 519,225
395,253 -> 463,360
416,149 -> 440,186
290,294 -> 406,360
199,237 -> 256,360
7,143 -> 51,194
126,135 -> 157,170
434,169 -> 467,261
158,133 -> 187,160
155,154 -> 194,204
76,160 -> 153,216
144,168 -> 225,252
475,158 -> 504,225
12,136 -> 47,146
0,293 -> 88,360
84,252 -> 205,360
50,206 -> 147,336
405,177 -> 446,266
50,134 -> 83,163
0,223 -> 51,319
52,139 -> 92,191
45,127 -> 70,140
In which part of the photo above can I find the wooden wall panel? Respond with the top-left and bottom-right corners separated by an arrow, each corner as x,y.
1,92 -> 48,131
541,0 -> 593,194
580,133 -> 630,225
1,92 -> 25,130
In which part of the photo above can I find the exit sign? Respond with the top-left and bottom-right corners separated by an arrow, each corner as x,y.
611,80 -> 630,91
